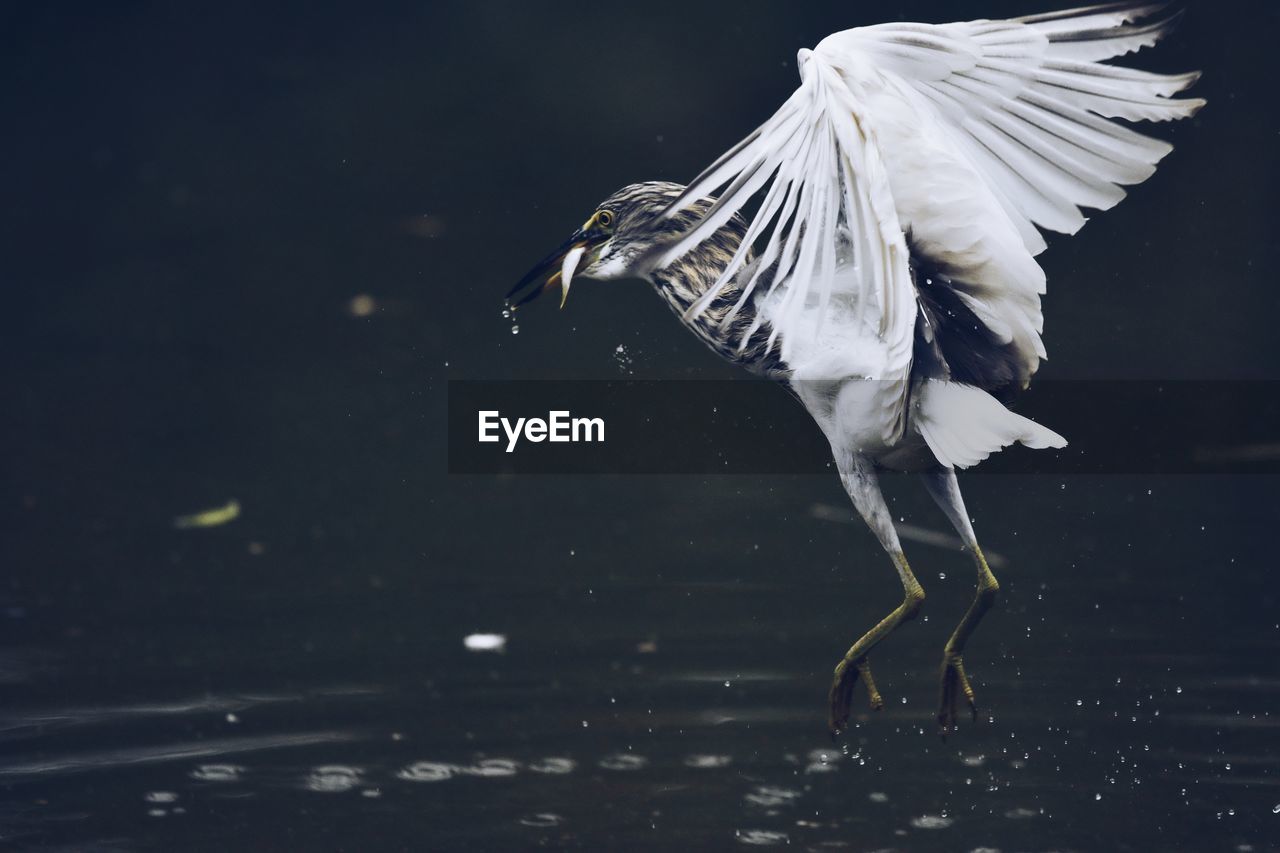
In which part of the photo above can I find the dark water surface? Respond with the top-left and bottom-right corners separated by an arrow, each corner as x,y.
4,2 -> 1279,851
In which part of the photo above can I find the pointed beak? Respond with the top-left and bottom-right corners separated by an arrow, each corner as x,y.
507,222 -> 606,310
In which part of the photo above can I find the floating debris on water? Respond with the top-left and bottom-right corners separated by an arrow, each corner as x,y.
347,293 -> 377,317
173,499 -> 240,530
463,633 -> 507,653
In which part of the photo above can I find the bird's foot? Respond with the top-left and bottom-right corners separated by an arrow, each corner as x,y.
828,656 -> 883,736
937,652 -> 977,738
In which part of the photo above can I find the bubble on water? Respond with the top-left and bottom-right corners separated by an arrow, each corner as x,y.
736,829 -> 790,846
191,764 -> 244,783
599,753 -> 648,771
910,814 -> 953,829
144,791 -> 178,803
745,785 -> 802,807
528,757 -> 576,775
519,813 -> 564,828
397,761 -> 456,782
458,758 -> 519,777
684,754 -> 732,769
306,766 -> 361,793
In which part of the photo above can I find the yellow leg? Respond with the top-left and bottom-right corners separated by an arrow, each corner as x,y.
828,551 -> 925,735
938,544 -> 999,736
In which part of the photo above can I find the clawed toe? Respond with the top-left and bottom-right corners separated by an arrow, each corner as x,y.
937,654 -> 978,738
828,657 -> 883,736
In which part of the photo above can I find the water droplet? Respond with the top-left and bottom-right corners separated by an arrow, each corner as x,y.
511,325 -> 520,335
909,814 -> 953,829
1095,793 -> 1102,801
938,572 -> 947,580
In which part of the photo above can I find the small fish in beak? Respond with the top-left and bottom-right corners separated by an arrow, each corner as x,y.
507,210 -> 613,310
558,245 -> 586,309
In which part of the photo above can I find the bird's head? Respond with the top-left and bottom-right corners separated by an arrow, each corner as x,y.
507,181 -> 695,310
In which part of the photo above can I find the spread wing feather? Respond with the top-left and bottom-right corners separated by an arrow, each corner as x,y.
655,2 -> 1201,440
820,3 -> 1203,252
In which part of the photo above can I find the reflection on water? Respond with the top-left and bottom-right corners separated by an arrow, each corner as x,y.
6,573 -> 1276,848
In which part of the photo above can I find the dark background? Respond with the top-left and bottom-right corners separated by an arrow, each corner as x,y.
2,2 -> 1277,851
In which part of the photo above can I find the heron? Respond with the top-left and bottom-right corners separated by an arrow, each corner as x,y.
507,2 -> 1203,736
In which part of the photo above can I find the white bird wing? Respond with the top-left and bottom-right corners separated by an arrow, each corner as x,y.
655,3 -> 1203,441
656,46 -> 918,441
816,2 -> 1205,253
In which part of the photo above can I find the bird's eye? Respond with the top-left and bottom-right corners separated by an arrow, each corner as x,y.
596,210 -> 615,229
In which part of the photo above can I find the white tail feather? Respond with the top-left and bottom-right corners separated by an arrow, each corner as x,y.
915,381 -> 1066,469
